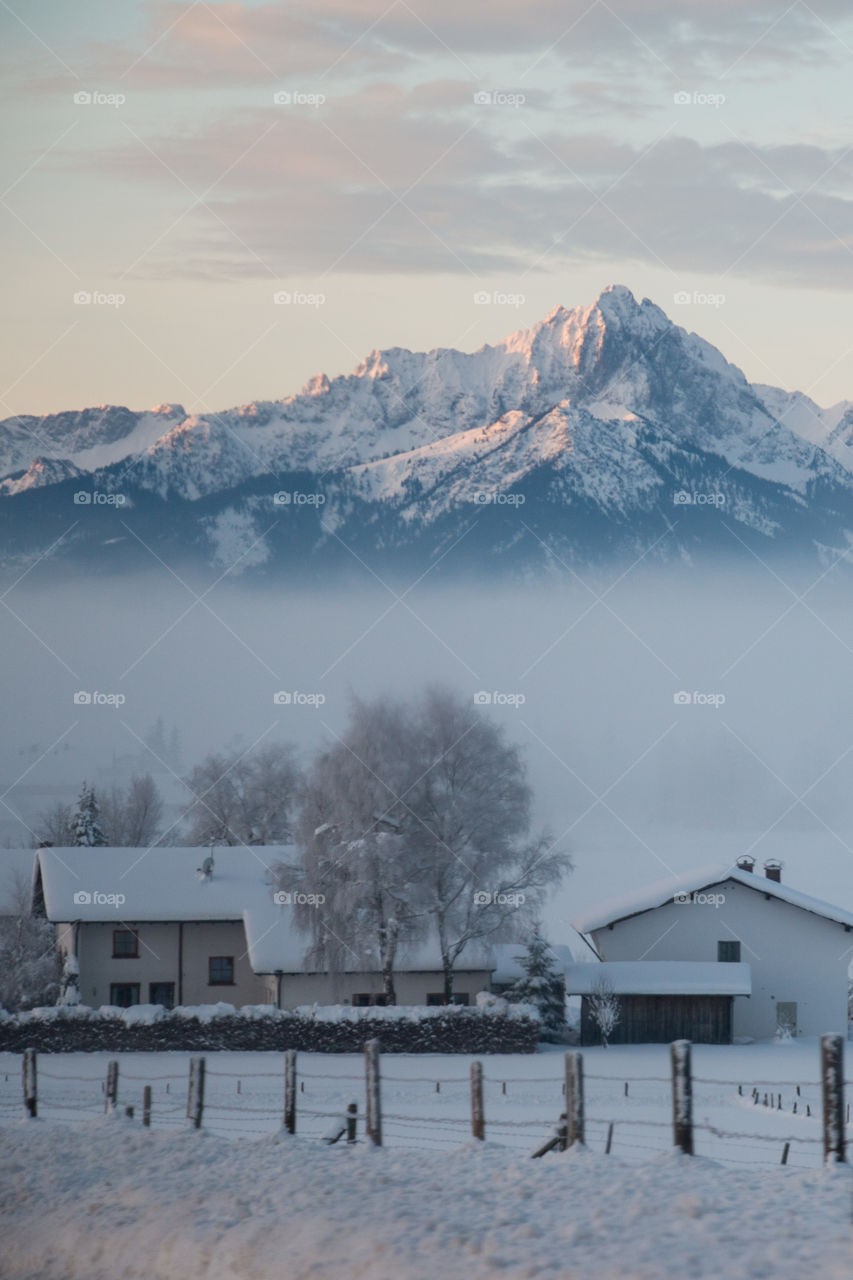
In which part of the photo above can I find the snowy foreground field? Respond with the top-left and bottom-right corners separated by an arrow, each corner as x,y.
1,1041 -> 852,1278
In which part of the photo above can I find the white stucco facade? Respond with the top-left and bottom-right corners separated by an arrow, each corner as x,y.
584,876 -> 851,1039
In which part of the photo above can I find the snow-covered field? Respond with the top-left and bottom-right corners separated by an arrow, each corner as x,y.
1,1041 -> 852,1278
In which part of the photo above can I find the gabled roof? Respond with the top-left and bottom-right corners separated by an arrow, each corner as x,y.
565,960 -> 752,996
29,847 -> 496,975
572,862 -> 853,935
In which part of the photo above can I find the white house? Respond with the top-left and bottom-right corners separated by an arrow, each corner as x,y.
571,857 -> 853,1043
30,847 -> 494,1010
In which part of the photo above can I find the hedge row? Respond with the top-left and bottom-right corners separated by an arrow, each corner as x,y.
0,1011 -> 540,1055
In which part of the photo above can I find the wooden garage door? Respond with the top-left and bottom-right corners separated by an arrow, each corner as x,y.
581,995 -> 732,1045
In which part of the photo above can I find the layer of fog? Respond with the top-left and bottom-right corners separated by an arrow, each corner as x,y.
3,562 -> 853,932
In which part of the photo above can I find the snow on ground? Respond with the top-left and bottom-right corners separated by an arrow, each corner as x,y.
1,1113 -> 851,1280
1,1041 -> 852,1277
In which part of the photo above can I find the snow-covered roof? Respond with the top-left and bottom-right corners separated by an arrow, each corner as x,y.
564,961 -> 752,996
572,862 -> 853,935
31,847 -> 496,976
490,941 -> 578,986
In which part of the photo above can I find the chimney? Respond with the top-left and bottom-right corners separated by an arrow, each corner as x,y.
735,855 -> 756,873
763,859 -> 782,883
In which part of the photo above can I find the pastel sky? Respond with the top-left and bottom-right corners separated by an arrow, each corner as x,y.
1,0 -> 852,417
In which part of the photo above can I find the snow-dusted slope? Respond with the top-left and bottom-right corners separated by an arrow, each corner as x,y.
3,287 -> 853,576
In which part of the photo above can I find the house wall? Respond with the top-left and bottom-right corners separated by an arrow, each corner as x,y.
590,879 -> 851,1038
63,920 -> 267,1008
262,970 -> 493,1009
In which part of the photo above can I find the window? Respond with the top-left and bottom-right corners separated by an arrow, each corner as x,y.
426,993 -> 470,1006
717,940 -> 741,962
208,956 -> 234,985
352,993 -> 387,1006
112,929 -> 138,958
149,982 -> 175,1009
110,983 -> 140,1008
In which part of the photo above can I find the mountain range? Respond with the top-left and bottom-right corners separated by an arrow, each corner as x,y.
3,285 -> 853,581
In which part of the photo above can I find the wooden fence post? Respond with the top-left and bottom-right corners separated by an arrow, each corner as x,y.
820,1033 -> 846,1165
365,1039 -> 382,1147
346,1101 -> 358,1144
22,1048 -> 37,1119
671,1039 -> 694,1155
470,1061 -> 485,1140
143,1085 -> 152,1128
105,1060 -> 119,1115
187,1056 -> 205,1129
284,1049 -> 297,1135
565,1052 -> 585,1148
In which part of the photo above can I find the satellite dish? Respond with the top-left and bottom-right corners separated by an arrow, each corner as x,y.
197,853 -> 215,880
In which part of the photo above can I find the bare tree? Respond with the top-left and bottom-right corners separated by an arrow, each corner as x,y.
0,870 -> 60,1011
406,686 -> 570,1001
278,696 -> 427,1003
587,976 -> 621,1048
100,775 -> 164,846
35,800 -> 75,847
182,743 -> 301,846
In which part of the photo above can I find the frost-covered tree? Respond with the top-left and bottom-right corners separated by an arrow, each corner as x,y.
56,952 -> 80,1006
182,743 -> 301,846
0,871 -> 60,1011
73,783 -> 108,847
278,695 -> 427,1004
507,924 -> 566,1040
100,774 -> 164,846
588,976 -> 621,1048
405,686 -> 570,1001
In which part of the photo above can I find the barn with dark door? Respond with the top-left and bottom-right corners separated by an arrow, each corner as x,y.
567,961 -> 752,1046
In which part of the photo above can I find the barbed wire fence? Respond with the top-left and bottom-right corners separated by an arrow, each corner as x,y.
3,1035 -> 849,1169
